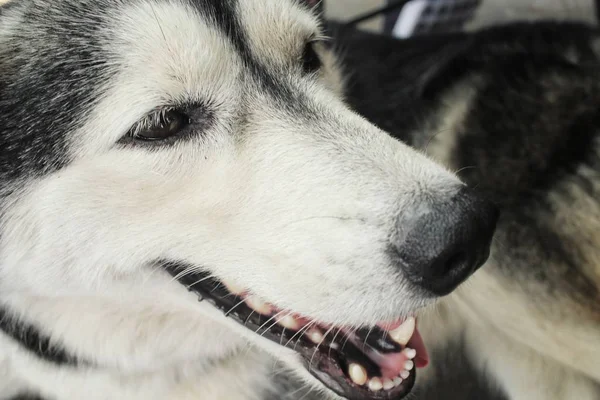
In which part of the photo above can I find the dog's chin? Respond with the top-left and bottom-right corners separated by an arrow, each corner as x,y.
163,262 -> 429,400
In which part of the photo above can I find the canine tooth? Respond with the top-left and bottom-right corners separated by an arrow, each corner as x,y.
277,315 -> 300,330
389,317 -> 415,346
404,360 -> 414,371
348,363 -> 368,386
400,370 -> 410,379
382,378 -> 394,390
403,348 -> 417,359
223,281 -> 244,295
393,377 -> 403,387
367,377 -> 383,392
307,329 -> 324,344
245,296 -> 272,315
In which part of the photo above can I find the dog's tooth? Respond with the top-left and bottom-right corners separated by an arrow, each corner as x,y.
277,315 -> 300,330
245,296 -> 272,315
348,363 -> 368,386
307,329 -> 324,344
389,317 -> 415,346
400,370 -> 410,379
367,377 -> 383,392
330,342 -> 339,350
393,377 -> 403,387
404,360 -> 414,371
223,281 -> 245,295
382,378 -> 394,390
403,347 -> 417,360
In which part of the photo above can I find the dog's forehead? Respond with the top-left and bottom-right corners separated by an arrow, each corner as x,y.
108,1 -> 240,101
0,0 -> 322,182
107,0 -> 319,95
67,0 -> 321,155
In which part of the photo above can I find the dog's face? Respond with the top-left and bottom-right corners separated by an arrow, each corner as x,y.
0,1 -> 497,398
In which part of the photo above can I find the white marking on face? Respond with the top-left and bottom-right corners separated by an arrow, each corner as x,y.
0,0 -> 465,395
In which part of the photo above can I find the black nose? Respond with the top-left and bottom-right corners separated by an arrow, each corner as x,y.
392,187 -> 499,296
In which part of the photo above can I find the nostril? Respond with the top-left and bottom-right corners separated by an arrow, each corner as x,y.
394,186 -> 498,296
443,251 -> 468,276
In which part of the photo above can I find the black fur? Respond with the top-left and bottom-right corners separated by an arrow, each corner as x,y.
188,0 -> 318,114
0,307 -> 82,366
0,1 -> 110,191
9,394 -> 49,400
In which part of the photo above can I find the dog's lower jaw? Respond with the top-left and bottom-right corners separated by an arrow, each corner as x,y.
0,337 -> 297,400
0,287 -> 337,400
0,286 -> 248,371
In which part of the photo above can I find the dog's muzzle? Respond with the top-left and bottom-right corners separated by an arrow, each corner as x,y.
391,186 -> 499,296
161,187 -> 498,400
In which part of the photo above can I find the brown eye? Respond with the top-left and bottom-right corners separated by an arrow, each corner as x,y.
302,41 -> 322,74
130,108 -> 190,141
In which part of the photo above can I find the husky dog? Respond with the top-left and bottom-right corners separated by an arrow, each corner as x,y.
0,1 -> 500,399
337,20 -> 600,400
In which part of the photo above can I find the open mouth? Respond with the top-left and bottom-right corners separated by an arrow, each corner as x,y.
164,263 -> 429,400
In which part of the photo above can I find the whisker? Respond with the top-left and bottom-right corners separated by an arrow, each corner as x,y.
454,165 -> 478,175
185,274 -> 215,290
362,326 -> 375,351
255,310 -> 288,337
328,328 -> 343,358
224,298 -> 247,317
424,127 -> 453,155
308,325 -> 336,373
288,320 -> 317,349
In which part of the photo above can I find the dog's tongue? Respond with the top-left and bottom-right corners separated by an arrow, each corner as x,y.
358,321 -> 429,379
407,328 -> 429,368
377,319 -> 429,369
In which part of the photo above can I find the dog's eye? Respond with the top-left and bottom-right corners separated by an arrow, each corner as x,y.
302,41 -> 322,74
129,108 -> 190,141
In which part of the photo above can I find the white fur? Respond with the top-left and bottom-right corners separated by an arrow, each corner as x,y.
0,1 -> 462,398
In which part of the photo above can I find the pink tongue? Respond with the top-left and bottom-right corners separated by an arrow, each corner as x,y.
365,327 -> 429,378
376,319 -> 405,331
407,328 -> 429,368
370,352 -> 411,379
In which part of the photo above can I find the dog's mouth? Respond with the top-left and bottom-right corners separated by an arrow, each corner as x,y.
164,264 -> 429,400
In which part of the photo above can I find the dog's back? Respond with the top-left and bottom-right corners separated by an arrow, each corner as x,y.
335,22 -> 600,399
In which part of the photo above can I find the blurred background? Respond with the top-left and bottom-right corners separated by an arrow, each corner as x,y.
325,0 -> 596,35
